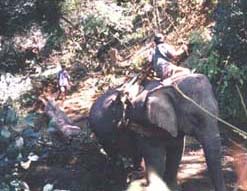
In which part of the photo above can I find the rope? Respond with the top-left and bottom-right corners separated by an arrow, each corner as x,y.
236,84 -> 247,118
173,84 -> 247,139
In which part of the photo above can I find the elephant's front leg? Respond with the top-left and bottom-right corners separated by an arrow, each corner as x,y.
137,136 -> 167,185
200,135 -> 226,191
164,134 -> 185,190
195,120 -> 227,191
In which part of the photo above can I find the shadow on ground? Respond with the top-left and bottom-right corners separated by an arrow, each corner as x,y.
19,136 -> 239,191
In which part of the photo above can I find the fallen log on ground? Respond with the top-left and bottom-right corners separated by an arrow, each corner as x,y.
40,97 -> 83,138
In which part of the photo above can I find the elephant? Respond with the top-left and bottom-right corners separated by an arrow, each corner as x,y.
88,73 -> 226,191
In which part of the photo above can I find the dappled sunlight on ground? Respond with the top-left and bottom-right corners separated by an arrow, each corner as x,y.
53,73 -> 127,119
178,149 -> 207,182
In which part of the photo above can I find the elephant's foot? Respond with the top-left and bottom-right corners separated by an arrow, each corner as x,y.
126,169 -> 146,184
142,171 -> 171,191
167,183 -> 182,191
164,174 -> 181,191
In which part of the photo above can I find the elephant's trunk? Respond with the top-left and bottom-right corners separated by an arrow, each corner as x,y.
201,135 -> 226,191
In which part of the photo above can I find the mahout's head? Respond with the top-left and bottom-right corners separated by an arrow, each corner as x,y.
154,33 -> 164,44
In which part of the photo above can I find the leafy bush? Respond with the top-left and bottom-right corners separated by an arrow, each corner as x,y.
186,6 -> 247,126
83,15 -> 109,38
0,0 -> 36,35
0,0 -> 67,74
0,0 -> 65,36
213,1 -> 247,124
214,1 -> 247,67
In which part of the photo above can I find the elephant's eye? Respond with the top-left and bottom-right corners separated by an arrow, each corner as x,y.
110,102 -> 123,114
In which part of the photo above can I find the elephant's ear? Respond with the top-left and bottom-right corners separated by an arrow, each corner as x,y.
145,88 -> 178,137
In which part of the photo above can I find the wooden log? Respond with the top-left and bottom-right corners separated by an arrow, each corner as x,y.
40,97 -> 82,137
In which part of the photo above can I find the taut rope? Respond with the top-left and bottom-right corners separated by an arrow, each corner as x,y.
173,84 -> 247,139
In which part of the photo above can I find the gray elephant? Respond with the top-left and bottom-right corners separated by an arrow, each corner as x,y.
89,73 -> 226,191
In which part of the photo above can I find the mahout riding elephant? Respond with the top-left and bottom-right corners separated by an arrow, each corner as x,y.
88,73 -> 226,191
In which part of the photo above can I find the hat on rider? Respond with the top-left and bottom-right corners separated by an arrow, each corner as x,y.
154,33 -> 164,44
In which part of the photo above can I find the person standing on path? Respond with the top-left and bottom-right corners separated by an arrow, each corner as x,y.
56,64 -> 71,100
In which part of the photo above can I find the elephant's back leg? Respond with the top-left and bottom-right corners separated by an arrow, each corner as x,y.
164,134 -> 185,190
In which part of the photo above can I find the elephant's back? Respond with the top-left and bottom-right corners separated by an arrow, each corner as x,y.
176,73 -> 218,114
175,73 -> 212,94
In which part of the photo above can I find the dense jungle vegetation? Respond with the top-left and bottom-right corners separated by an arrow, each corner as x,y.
0,0 -> 246,190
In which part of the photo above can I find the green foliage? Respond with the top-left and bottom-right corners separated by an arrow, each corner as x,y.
187,25 -> 247,125
78,1 -> 137,70
214,0 -> 247,67
82,2 -> 133,41
0,103 -> 18,126
45,27 -> 66,52
214,0 -> 247,124
83,15 -> 109,37
187,31 -> 220,82
35,0 -> 64,25
0,0 -> 65,36
0,40 -> 24,73
62,0 -> 82,12
0,0 -> 36,35
0,0 -> 67,74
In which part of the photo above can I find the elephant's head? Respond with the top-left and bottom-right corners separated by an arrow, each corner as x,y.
89,88 -> 142,169
89,89 -> 124,143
